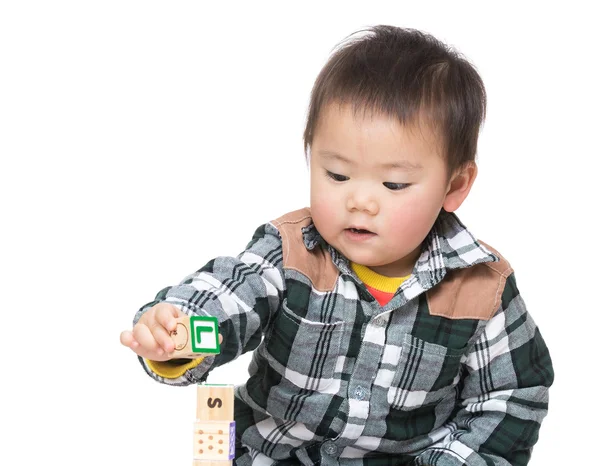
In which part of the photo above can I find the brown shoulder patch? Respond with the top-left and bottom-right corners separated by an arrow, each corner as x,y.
426,241 -> 513,320
271,208 -> 339,292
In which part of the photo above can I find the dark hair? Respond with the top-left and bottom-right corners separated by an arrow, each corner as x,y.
303,25 -> 487,176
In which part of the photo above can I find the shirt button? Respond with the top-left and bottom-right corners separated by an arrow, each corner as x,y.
373,317 -> 386,326
354,386 -> 367,400
323,442 -> 338,456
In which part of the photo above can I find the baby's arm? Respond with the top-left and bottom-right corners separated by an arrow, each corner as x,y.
413,273 -> 554,466
122,222 -> 285,385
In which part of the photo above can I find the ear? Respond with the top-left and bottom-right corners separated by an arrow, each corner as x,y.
443,162 -> 478,212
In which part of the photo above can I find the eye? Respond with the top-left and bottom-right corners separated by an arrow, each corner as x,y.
326,171 -> 349,182
383,182 -> 410,191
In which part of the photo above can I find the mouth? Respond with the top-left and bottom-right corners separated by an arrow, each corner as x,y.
347,228 -> 373,234
344,227 -> 376,241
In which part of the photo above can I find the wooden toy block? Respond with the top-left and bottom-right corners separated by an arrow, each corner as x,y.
170,315 -> 221,359
192,384 -> 235,466
196,384 -> 234,420
193,421 -> 235,461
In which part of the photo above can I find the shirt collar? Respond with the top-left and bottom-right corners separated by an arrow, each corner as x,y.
301,209 -> 498,291
414,210 -> 498,290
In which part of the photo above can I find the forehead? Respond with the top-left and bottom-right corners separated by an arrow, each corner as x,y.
313,102 -> 443,164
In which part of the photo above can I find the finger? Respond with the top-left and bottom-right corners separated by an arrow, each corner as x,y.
155,304 -> 181,333
149,322 -> 176,354
120,330 -> 140,349
120,330 -> 136,348
133,323 -> 165,357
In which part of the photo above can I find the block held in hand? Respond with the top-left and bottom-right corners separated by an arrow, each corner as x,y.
170,315 -> 221,358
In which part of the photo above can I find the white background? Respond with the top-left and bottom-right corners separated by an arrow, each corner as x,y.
1,1 -> 597,465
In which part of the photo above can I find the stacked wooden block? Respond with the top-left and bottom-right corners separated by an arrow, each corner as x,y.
193,385 -> 235,466
168,315 -> 235,465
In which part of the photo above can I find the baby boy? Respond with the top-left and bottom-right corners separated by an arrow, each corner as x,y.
121,25 -> 553,466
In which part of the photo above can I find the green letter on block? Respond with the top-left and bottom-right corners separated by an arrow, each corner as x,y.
190,316 -> 220,354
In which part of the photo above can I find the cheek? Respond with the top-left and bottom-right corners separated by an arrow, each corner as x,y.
386,201 -> 439,241
388,181 -> 447,235
311,196 -> 338,233
310,174 -> 340,232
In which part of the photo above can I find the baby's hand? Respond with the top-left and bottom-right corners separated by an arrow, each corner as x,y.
120,303 -> 184,361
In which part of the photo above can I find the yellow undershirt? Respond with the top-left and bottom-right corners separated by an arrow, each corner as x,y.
351,263 -> 410,306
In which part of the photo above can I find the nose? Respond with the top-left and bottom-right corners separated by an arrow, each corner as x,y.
346,189 -> 379,215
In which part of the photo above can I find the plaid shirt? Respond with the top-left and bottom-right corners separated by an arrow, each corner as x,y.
134,208 -> 553,466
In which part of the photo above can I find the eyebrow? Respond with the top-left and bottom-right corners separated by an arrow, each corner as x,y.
317,150 -> 423,171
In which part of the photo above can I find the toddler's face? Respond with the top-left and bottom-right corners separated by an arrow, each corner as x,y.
310,102 -> 453,277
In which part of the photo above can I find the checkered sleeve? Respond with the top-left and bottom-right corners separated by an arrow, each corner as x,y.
133,222 -> 285,386
414,273 -> 554,466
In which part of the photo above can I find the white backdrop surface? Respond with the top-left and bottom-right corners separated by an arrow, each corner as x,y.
1,1 -> 596,465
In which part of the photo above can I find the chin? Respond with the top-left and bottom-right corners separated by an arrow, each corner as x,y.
344,251 -> 379,266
